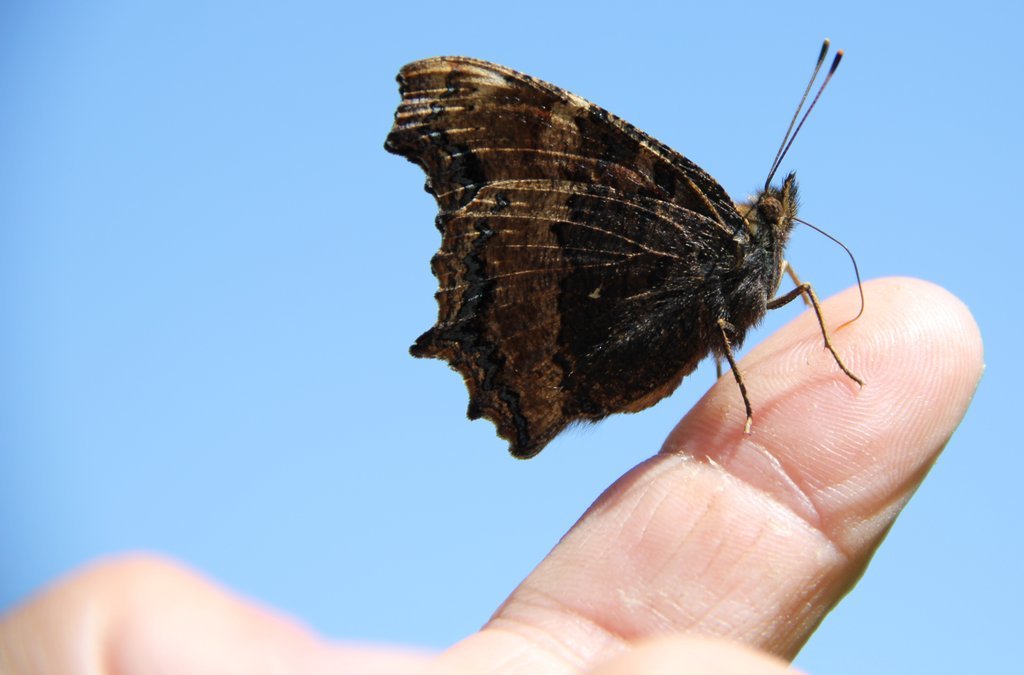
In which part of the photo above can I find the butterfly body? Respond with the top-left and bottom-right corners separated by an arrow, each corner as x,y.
386,57 -> 812,457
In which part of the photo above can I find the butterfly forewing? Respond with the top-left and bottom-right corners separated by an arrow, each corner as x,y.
385,57 -> 742,221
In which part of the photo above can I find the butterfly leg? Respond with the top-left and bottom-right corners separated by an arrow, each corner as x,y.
782,261 -> 812,307
716,318 -> 753,434
767,283 -> 864,386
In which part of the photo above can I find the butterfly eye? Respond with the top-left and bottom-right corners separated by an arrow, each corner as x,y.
757,196 -> 783,224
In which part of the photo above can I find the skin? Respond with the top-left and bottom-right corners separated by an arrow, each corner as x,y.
0,277 -> 983,674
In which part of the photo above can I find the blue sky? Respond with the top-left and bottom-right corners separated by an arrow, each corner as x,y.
1,1 -> 1020,672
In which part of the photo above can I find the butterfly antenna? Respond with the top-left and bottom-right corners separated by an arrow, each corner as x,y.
765,40 -> 839,190
765,40 -> 830,189
794,217 -> 864,326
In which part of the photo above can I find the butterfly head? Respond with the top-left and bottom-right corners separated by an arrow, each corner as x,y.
739,172 -> 798,240
760,171 -> 798,225
733,172 -> 799,297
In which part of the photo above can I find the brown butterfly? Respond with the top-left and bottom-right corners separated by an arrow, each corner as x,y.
385,41 -> 861,458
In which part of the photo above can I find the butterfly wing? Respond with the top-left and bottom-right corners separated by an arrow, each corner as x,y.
385,57 -> 744,457
385,57 -> 740,220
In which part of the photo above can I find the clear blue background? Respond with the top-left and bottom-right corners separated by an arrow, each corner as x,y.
2,1 -> 1018,672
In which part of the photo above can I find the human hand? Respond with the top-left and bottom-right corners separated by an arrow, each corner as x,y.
0,277 -> 982,674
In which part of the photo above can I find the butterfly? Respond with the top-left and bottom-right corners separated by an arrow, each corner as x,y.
384,41 -> 861,458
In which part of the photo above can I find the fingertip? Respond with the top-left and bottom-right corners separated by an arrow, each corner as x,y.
667,276 -> 983,547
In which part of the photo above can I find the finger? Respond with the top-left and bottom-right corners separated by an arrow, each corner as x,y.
0,555 -> 432,675
433,277 -> 982,672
